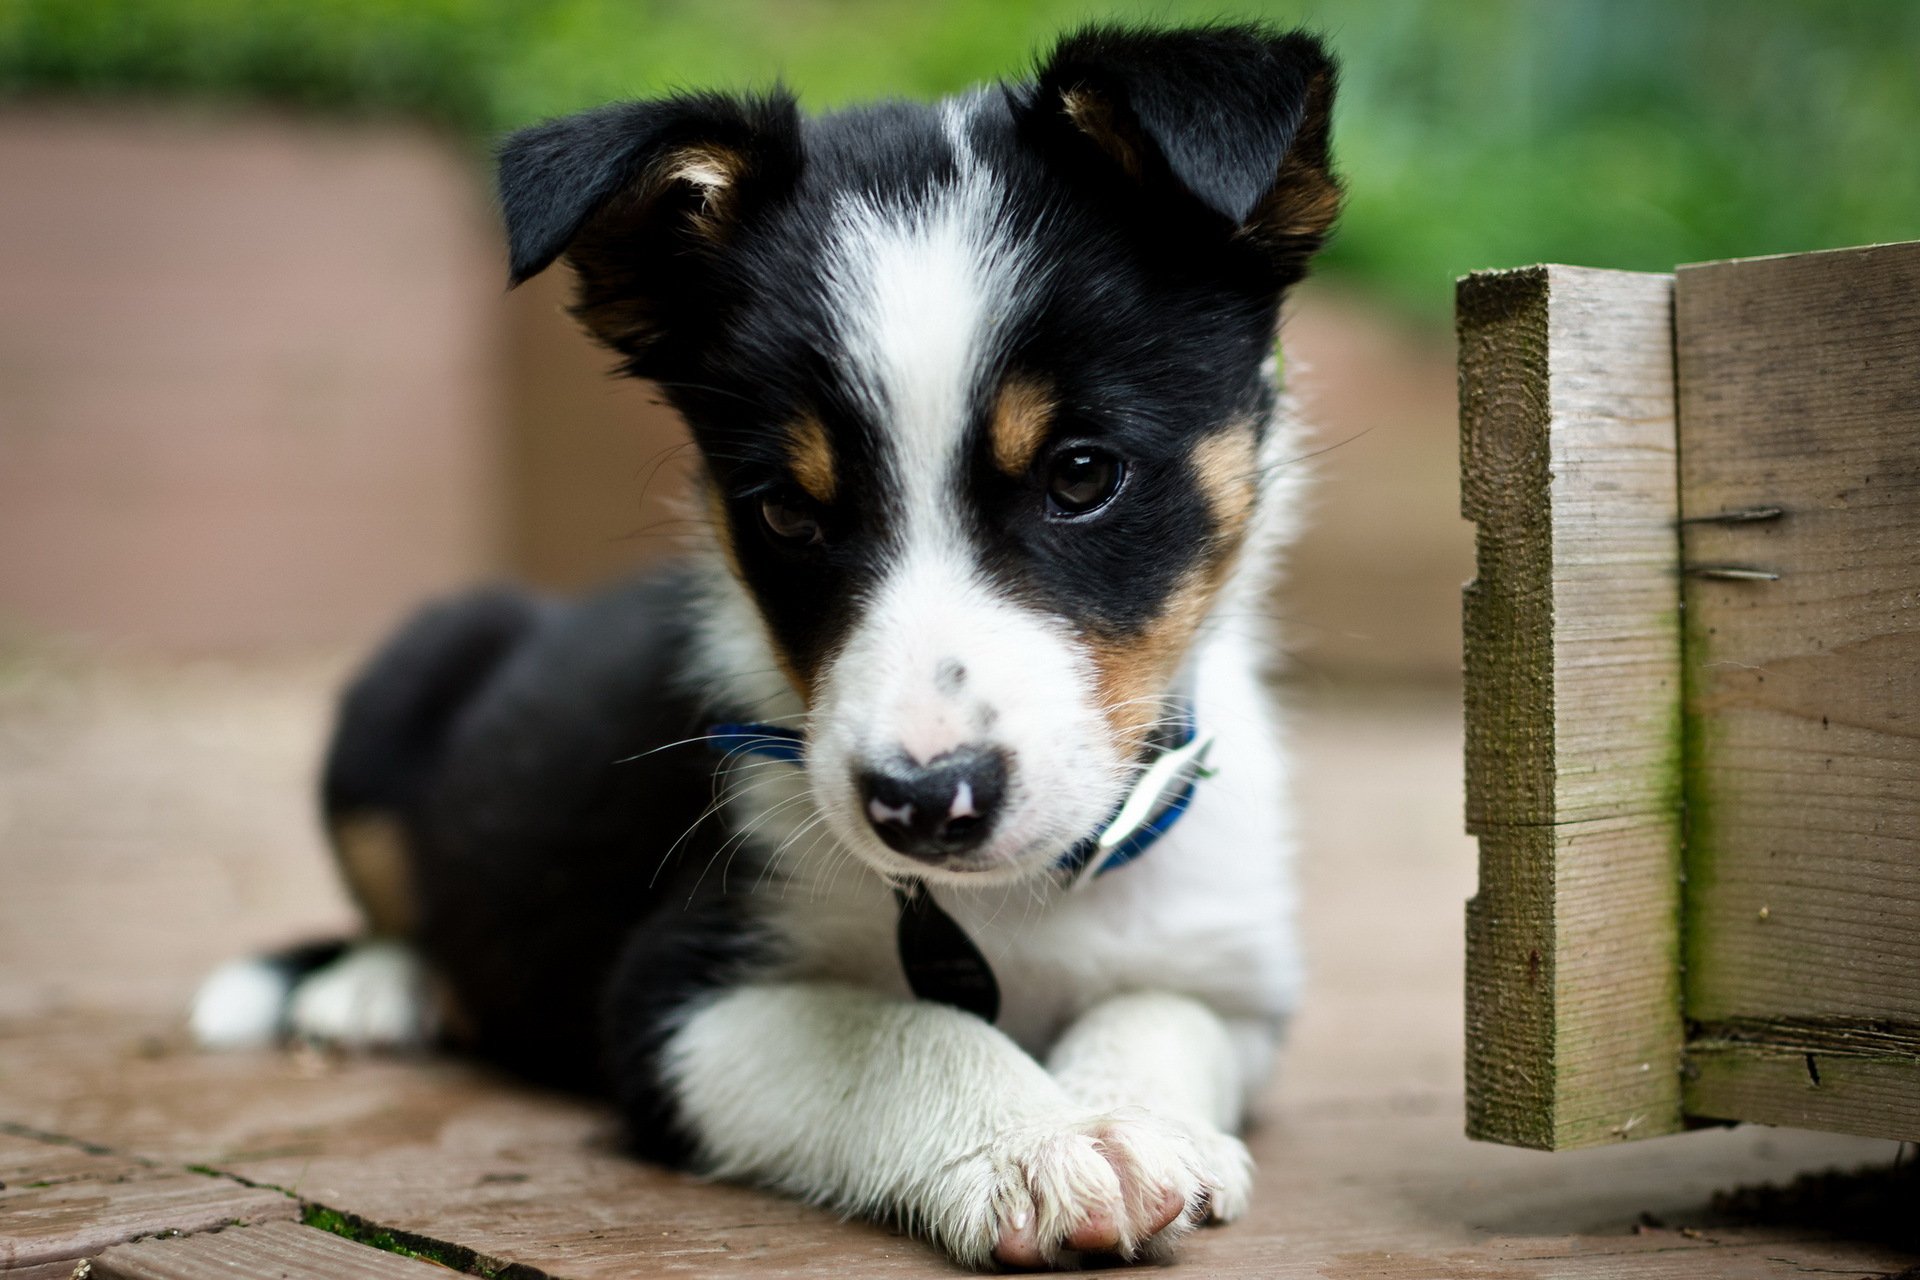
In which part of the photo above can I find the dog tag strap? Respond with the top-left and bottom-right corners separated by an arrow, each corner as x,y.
893,881 -> 1000,1024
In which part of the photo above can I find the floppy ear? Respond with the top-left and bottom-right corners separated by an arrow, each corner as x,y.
497,91 -> 801,359
1025,25 -> 1340,279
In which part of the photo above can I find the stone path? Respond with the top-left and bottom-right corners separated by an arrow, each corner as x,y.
1,655 -> 1911,1277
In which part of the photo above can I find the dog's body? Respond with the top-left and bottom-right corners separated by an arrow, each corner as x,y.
193,25 -> 1340,1267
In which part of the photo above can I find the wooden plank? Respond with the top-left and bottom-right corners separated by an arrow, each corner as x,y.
5,670 -> 1910,1279
0,1129 -> 295,1276
1675,241 -> 1920,1140
89,1220 -> 458,1280
1687,1035 -> 1920,1144
1283,1241 -> 1920,1280
1460,265 -> 1687,1149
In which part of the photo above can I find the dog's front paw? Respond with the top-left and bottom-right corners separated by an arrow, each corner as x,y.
1181,1122 -> 1254,1226
286,941 -> 440,1050
947,1110 -> 1225,1269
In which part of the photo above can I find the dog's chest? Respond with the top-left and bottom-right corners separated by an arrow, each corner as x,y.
753,819 -> 1293,1055
724,633 -> 1300,1052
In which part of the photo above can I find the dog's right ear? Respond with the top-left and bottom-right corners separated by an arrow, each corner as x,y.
497,91 -> 801,360
1021,26 -> 1340,286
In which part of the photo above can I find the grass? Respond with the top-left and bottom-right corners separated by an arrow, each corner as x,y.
2,0 -> 1917,317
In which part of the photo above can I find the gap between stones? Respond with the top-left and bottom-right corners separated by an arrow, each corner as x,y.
5,1117 -> 541,1278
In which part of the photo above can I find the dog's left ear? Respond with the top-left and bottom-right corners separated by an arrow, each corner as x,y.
1023,24 -> 1341,280
496,91 -> 802,364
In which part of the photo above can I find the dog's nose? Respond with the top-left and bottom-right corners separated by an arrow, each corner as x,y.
858,746 -> 1007,860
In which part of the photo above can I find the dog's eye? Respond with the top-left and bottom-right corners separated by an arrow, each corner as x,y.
759,489 -> 826,547
1044,448 -> 1125,517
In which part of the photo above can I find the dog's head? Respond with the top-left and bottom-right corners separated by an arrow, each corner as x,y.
500,25 -> 1340,886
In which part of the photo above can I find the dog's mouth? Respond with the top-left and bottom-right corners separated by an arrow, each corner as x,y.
834,795 -> 1095,885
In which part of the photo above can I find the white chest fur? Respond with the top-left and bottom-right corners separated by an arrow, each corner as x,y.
735,632 -> 1300,1057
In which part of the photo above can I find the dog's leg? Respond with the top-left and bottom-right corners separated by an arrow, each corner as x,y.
1046,992 -> 1267,1229
658,982 -> 1217,1267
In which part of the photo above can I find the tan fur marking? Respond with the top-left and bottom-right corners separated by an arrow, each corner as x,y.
327,811 -> 473,1041
663,144 -> 745,241
566,145 -> 747,353
1088,422 -> 1260,751
990,376 -> 1056,476
1090,572 -> 1217,754
330,812 -> 419,938
786,415 -> 838,503
1250,164 -> 1343,242
1059,89 -> 1143,179
1246,70 -> 1343,250
1192,422 -> 1259,533
665,146 -> 738,195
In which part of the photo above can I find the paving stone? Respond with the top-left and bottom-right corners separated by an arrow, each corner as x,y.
0,1129 -> 294,1277
89,1220 -> 459,1280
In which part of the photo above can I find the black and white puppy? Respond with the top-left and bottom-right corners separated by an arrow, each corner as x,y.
193,23 -> 1340,1268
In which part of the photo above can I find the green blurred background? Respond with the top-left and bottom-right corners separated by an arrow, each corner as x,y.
4,0 -> 1917,319
2,0 -> 1916,671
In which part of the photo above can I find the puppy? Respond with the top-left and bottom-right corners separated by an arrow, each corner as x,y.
192,23 -> 1341,1268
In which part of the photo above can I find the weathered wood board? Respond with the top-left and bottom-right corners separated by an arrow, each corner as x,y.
1460,265 -> 1687,1149
0,1128 -> 295,1277
88,1220 -> 457,1280
1676,241 -> 1920,1141
1463,240 -> 1920,1150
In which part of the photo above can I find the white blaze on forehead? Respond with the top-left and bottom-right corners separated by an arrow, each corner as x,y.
804,103 -> 1126,875
820,102 -> 1030,527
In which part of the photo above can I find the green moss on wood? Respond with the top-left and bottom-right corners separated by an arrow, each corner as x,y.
1678,589 -> 1720,1021
301,1203 -> 504,1277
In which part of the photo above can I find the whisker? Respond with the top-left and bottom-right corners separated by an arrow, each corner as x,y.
1237,426 -> 1376,482
690,790 -> 813,904
646,764 -> 806,890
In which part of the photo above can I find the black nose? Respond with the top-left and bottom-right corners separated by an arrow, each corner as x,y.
858,746 -> 1008,860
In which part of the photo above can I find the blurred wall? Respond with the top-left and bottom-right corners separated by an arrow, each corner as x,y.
500,267 -> 693,592
0,107 -> 505,649
1280,287 -> 1467,682
0,107 -> 1467,680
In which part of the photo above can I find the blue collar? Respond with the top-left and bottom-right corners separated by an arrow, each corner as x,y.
704,711 -> 1212,884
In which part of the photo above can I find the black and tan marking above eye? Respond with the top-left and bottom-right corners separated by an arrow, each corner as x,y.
990,375 -> 1056,477
750,415 -> 838,552
988,375 -> 1127,520
972,404 -> 1264,750
784,414 -> 838,504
